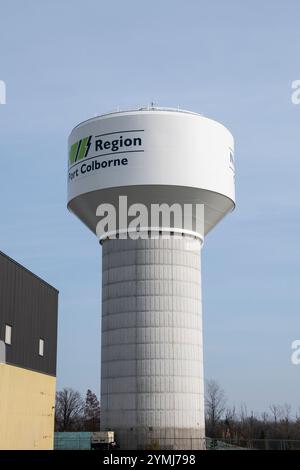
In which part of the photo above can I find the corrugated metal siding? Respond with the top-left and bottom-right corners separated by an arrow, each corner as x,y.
101,236 -> 205,450
0,251 -> 58,376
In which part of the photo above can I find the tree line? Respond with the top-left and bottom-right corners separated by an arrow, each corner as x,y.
56,381 -> 300,443
205,379 -> 300,443
55,388 -> 100,431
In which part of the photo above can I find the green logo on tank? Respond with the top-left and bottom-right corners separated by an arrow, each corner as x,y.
69,136 -> 92,164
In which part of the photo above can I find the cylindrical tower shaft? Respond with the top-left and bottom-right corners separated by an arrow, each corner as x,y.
101,235 -> 204,450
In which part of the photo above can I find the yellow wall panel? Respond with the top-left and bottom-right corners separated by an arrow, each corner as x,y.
0,363 -> 56,450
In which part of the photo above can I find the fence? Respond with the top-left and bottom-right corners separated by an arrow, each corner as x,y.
210,438 -> 300,450
53,433 -> 300,450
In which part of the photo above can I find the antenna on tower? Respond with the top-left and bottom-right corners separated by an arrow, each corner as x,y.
150,101 -> 158,109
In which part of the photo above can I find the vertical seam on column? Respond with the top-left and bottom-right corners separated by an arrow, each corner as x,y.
199,243 -> 204,434
134,242 -> 138,445
171,238 -> 175,438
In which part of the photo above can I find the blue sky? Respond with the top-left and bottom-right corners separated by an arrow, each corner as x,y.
0,0 -> 300,415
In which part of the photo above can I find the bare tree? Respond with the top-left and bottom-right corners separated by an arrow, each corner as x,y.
205,379 -> 226,437
223,405 -> 237,439
282,403 -> 292,422
295,407 -> 300,423
55,388 -> 84,431
239,403 -> 248,423
281,403 -> 292,438
261,411 -> 269,424
225,405 -> 236,422
269,404 -> 282,425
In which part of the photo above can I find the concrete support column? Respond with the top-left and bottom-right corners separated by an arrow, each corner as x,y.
101,234 -> 205,450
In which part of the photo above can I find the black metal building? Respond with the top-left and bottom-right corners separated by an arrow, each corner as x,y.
0,250 -> 58,376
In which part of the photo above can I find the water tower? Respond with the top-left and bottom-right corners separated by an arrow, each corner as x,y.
67,107 -> 235,449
